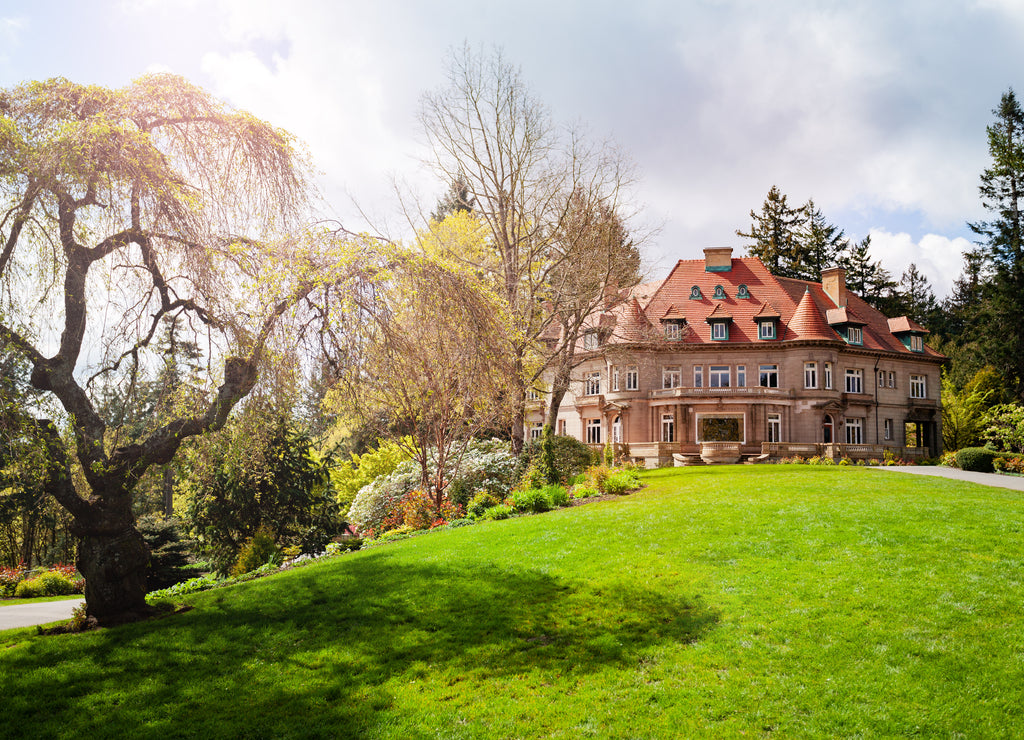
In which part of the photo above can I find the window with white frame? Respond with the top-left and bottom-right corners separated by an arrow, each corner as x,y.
661,413 -> 675,443
767,413 -> 781,443
910,335 -> 924,352
824,362 -> 833,389
585,372 -> 601,396
888,371 -> 895,388
662,365 -> 682,389
694,365 -> 703,388
910,374 -> 927,399
530,423 -> 543,440
845,368 -> 863,394
709,365 -> 730,388
586,418 -> 602,445
758,320 -> 776,340
557,419 -> 566,436
711,321 -> 728,340
664,322 -> 681,341
526,387 -> 541,401
804,362 -> 817,389
625,366 -> 639,391
737,365 -> 746,387
612,367 -> 620,392
759,364 -> 779,388
845,417 -> 863,444
878,370 -> 885,388
847,326 -> 863,345
612,416 -> 622,444
584,331 -> 599,351
884,418 -> 893,440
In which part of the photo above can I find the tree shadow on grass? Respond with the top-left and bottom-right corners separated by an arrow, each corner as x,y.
2,550 -> 718,738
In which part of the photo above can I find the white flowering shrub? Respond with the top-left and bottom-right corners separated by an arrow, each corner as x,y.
346,459 -> 422,533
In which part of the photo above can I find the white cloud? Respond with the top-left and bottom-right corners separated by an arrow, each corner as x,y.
867,229 -> 971,298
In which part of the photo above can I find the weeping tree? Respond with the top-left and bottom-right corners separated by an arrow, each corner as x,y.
0,75 -> 352,623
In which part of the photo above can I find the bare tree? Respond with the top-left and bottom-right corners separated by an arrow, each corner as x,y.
0,75 -> 355,623
420,45 -> 639,452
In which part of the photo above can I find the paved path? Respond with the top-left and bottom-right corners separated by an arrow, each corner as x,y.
873,465 -> 1024,492
0,598 -> 84,631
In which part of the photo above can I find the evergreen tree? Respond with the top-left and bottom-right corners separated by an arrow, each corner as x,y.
968,89 -> 1024,397
431,174 -> 476,221
737,185 -> 806,277
798,199 -> 849,280
839,235 -> 895,308
888,263 -> 941,327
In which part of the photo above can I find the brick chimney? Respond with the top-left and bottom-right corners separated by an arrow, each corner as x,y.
704,247 -> 733,272
821,266 -> 847,308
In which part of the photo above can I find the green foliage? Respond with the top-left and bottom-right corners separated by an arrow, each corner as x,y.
538,425 -> 558,485
511,488 -> 552,514
583,465 -> 612,493
983,403 -> 1024,452
480,504 -> 513,521
521,434 -> 594,484
603,443 -> 615,467
543,484 -> 569,507
604,469 -> 642,495
993,455 -> 1024,474
330,439 -> 409,516
571,485 -> 599,499
14,570 -> 74,598
136,515 -> 202,593
954,447 -> 1000,473
187,419 -> 344,574
230,529 -> 281,577
467,492 -> 500,518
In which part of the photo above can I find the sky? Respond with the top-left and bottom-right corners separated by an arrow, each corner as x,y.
2,0 -> 1022,299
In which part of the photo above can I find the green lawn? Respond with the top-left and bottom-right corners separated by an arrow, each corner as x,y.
2,466 -> 1023,738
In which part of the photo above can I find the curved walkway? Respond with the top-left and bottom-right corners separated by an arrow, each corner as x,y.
873,465 -> 1024,492
0,598 -> 84,631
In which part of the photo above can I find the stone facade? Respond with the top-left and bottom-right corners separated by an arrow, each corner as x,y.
527,249 -> 944,467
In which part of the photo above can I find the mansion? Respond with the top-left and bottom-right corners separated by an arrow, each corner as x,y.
527,248 -> 944,466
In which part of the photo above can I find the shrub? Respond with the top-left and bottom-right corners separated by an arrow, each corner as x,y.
230,529 -> 281,577
604,469 -> 642,495
347,459 -> 422,533
571,485 -> 599,499
0,562 -> 27,598
543,484 -> 569,507
137,515 -> 202,593
511,487 -> 552,514
603,443 -> 615,467
370,525 -> 414,545
838,457 -> 852,466
956,447 -> 1000,473
14,578 -> 41,598
467,492 -> 499,518
584,465 -> 612,493
444,439 -> 520,508
481,504 -> 513,521
521,435 -> 594,484
331,438 -> 410,514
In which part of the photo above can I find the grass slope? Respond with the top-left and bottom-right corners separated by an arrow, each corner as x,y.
2,466 -> 1023,738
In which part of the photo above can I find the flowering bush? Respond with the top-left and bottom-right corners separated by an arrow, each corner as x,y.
0,562 -> 27,597
379,488 -> 463,532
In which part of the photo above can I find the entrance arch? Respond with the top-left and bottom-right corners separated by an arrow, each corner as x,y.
823,414 -> 834,444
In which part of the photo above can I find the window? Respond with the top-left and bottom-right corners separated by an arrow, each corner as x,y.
689,285 -> 702,300
759,364 -> 779,388
710,365 -> 730,388
736,365 -> 746,387
526,387 -> 541,401
884,418 -> 893,440
585,372 -> 601,396
697,415 -> 744,442
767,414 -> 781,443
530,423 -> 543,441
664,322 -> 681,341
910,335 -> 924,352
845,418 -> 863,444
737,284 -> 750,299
625,366 -> 639,391
847,326 -> 863,345
758,321 -> 776,340
586,419 -> 602,445
612,416 -> 622,444
694,365 -> 703,388
878,370 -> 885,388
661,413 -> 675,443
804,362 -> 818,389
711,321 -> 728,340
612,367 -> 620,392
910,374 -> 927,399
824,362 -> 833,390
713,285 -> 727,299
583,331 -> 599,351
557,419 -> 566,436
888,371 -> 895,388
663,365 -> 682,389
845,368 -> 863,394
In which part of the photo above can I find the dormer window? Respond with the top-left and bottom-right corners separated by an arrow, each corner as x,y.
828,307 -> 866,347
887,316 -> 929,353
847,326 -> 863,345
689,286 -> 702,300
736,284 -> 750,299
664,322 -> 682,341
753,302 -> 781,341
711,321 -> 729,340
583,330 -> 599,351
758,320 -> 776,340
910,334 -> 923,352
713,285 -> 727,300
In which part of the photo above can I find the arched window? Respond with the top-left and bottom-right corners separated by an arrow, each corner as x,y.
713,285 -> 727,299
689,285 -> 702,300
823,414 -> 834,444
